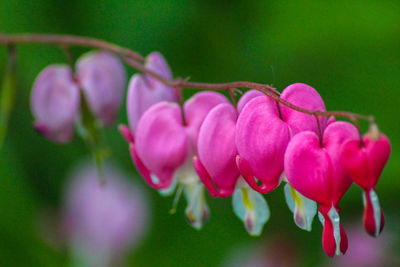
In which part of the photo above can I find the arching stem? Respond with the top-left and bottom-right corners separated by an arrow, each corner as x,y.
0,33 -> 375,124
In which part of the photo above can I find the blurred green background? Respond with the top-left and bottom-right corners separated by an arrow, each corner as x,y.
0,0 -> 399,266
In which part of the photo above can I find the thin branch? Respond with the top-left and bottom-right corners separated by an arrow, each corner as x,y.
0,33 -> 375,123
0,33 -> 144,62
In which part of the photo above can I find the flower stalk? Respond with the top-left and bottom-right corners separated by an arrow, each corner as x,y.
0,33 -> 374,125
0,44 -> 17,148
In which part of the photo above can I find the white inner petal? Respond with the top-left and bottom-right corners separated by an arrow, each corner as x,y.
328,206 -> 341,256
159,177 -> 177,196
232,185 -> 270,236
175,159 -> 199,185
184,181 -> 209,230
284,183 -> 316,231
369,190 -> 382,237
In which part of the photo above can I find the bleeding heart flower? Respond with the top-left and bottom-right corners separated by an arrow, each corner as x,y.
340,124 -> 391,237
193,90 -> 270,235
31,65 -> 80,143
236,83 -> 326,193
126,52 -> 177,133
63,162 -> 149,266
76,51 -> 126,127
236,84 -> 325,231
285,121 -> 359,256
121,91 -> 228,229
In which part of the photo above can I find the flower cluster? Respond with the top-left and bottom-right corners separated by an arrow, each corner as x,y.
31,51 -> 126,143
30,50 -> 391,257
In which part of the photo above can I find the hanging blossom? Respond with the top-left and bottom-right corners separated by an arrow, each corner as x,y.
30,51 -> 126,143
122,92 -> 228,229
235,83 -> 326,232
31,65 -> 80,143
285,121 -> 359,256
62,162 -> 149,267
75,51 -> 126,127
340,124 -> 391,237
126,52 -> 177,133
119,53 -> 229,228
193,91 -> 269,235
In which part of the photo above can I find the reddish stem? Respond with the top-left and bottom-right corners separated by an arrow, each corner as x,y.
0,33 -> 375,123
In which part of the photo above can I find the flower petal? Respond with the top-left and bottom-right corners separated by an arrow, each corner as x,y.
237,90 -> 264,114
340,134 -> 391,190
363,189 -> 384,237
76,51 -> 126,126
184,91 -> 229,153
284,183 -> 317,231
196,103 -> 239,197
323,121 -> 359,204
232,185 -> 270,236
184,182 -> 209,229
320,205 -> 348,257
135,102 -> 188,187
236,96 -> 290,192
284,131 -> 332,206
31,64 -> 80,143
144,52 -> 174,91
280,83 -> 327,135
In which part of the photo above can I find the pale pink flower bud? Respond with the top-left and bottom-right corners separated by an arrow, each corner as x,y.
76,51 -> 126,127
144,51 -> 173,89
126,52 -> 176,133
31,65 -> 80,143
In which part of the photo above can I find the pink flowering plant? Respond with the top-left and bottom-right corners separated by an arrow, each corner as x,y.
0,33 -> 392,258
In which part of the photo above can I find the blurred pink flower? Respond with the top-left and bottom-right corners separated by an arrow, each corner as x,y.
328,224 -> 391,267
221,236 -> 297,267
76,51 -> 126,127
31,65 -> 80,143
62,162 -> 149,266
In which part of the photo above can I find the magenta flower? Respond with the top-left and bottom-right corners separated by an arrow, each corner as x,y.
285,121 -> 359,256
31,65 -> 80,143
63,162 -> 149,267
122,91 -> 228,229
76,51 -> 126,127
126,52 -> 176,133
340,125 -> 391,237
194,103 -> 239,198
193,90 -> 269,235
236,84 -> 325,231
236,83 -> 327,193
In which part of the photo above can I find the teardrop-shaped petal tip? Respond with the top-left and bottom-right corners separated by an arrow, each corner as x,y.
233,187 -> 270,236
320,206 -> 347,257
192,156 -> 219,198
184,183 -> 209,230
236,156 -> 278,194
118,124 -> 134,143
129,143 -> 172,190
284,183 -> 317,232
363,189 -> 385,237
